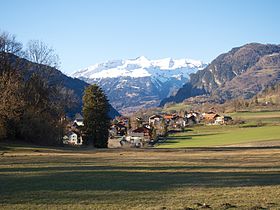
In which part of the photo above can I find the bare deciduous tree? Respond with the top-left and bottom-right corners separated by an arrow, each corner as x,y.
24,40 -> 60,68
0,31 -> 23,55
0,70 -> 25,121
0,31 -> 24,122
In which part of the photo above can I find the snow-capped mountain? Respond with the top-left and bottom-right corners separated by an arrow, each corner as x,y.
72,56 -> 206,113
73,56 -> 205,80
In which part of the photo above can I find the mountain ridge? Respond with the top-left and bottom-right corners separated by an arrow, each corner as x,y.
72,56 -> 207,113
160,43 -> 280,106
72,56 -> 205,79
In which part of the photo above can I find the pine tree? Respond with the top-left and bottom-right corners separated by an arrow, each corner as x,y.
82,84 -> 110,148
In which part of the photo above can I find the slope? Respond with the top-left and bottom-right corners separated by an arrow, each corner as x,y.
161,43 -> 280,106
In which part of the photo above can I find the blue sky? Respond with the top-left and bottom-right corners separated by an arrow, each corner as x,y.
1,0 -> 280,74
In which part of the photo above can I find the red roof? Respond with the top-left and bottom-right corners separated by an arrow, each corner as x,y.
164,115 -> 173,119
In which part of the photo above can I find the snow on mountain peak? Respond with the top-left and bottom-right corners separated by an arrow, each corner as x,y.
72,56 -> 206,79
135,55 -> 149,61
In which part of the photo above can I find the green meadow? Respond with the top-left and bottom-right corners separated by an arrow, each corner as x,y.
157,125 -> 280,148
231,111 -> 280,123
158,111 -> 280,149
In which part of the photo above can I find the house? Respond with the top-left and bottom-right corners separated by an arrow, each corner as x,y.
128,127 -> 152,142
63,131 -> 83,145
124,126 -> 153,148
73,113 -> 84,127
214,116 -> 233,125
175,116 -> 187,128
186,112 -> 200,122
185,112 -> 201,125
203,113 -> 220,124
123,136 -> 143,148
109,123 -> 127,137
149,114 -> 163,126
164,114 -> 178,125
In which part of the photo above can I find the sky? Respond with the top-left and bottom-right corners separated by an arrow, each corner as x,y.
1,0 -> 280,74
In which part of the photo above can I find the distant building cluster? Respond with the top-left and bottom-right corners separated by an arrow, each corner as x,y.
62,109 -> 232,147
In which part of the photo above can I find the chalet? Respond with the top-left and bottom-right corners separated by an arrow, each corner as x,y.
109,123 -> 127,137
186,111 -> 200,119
186,115 -> 197,125
128,127 -> 152,142
214,116 -> 233,125
203,113 -> 220,124
175,116 -> 187,128
164,114 -> 178,123
149,114 -> 163,126
123,136 -> 143,148
73,113 -> 84,127
63,131 -> 83,145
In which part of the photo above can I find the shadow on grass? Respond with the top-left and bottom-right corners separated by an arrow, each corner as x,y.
0,146 -> 11,151
163,140 -> 180,144
1,165 -> 280,173
168,136 -> 191,140
165,133 -> 222,144
1,165 -> 280,197
169,133 -> 222,138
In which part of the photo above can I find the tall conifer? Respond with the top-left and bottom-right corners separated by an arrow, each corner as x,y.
82,84 -> 110,148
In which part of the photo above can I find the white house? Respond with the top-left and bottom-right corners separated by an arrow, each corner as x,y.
74,119 -> 84,127
73,113 -> 84,127
149,114 -> 163,126
63,131 -> 83,145
214,116 -> 233,125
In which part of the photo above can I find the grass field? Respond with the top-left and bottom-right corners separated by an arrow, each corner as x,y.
157,125 -> 280,148
158,111 -> 280,149
1,111 -> 280,209
1,145 -> 280,209
230,111 -> 280,123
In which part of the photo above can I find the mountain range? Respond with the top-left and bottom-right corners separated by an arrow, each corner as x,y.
160,43 -> 280,106
5,42 -> 280,118
72,56 -> 206,113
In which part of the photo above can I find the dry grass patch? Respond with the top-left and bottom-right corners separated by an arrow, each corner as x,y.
0,146 -> 280,209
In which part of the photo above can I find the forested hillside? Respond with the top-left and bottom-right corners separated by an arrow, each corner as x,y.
161,43 -> 280,106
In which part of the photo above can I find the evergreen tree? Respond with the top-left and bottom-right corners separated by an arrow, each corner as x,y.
82,84 -> 110,148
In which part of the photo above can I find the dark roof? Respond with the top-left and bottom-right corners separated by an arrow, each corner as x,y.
132,127 -> 151,133
114,123 -> 127,128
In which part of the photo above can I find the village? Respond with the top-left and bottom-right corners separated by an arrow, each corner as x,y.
62,110 -> 233,147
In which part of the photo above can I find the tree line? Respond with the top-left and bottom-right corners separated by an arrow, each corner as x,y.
0,31 -> 65,145
0,30 -> 110,147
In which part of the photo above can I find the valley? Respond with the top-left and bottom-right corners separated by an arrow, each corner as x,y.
2,1 -> 280,210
